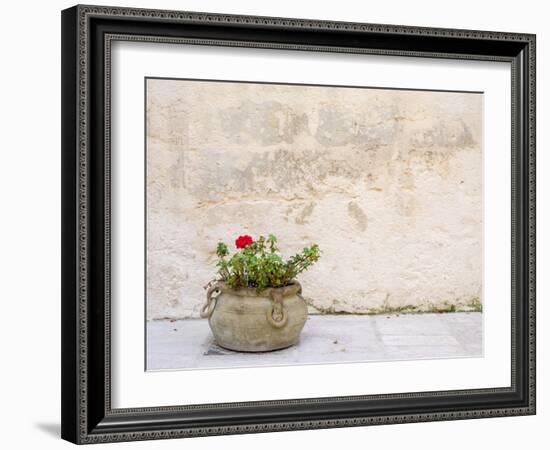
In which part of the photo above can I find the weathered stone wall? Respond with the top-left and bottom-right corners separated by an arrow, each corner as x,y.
146,79 -> 482,319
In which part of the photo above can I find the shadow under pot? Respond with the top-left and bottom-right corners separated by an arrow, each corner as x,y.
200,281 -> 308,352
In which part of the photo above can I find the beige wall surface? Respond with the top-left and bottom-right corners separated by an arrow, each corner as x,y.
146,78 -> 482,319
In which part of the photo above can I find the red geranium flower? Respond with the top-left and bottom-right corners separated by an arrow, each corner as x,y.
235,235 -> 254,249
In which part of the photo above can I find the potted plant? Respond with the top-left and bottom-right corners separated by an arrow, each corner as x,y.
201,234 -> 320,352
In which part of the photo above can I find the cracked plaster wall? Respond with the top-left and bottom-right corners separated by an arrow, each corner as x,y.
146,79 -> 482,319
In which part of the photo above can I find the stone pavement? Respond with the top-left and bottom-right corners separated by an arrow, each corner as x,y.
146,313 -> 482,371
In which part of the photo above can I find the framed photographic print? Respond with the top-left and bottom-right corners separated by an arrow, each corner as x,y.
61,4 -> 536,444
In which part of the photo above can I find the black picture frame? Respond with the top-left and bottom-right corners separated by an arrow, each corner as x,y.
61,4 -> 536,444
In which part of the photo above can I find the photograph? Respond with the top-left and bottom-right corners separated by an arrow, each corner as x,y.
145,78 -> 484,371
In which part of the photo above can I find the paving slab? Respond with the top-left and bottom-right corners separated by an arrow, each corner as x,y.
146,313 -> 482,371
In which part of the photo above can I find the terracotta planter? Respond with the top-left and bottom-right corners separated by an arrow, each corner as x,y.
200,281 -> 307,352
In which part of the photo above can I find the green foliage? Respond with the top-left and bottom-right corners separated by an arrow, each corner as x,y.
213,234 -> 321,290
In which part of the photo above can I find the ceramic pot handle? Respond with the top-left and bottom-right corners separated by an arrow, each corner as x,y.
201,284 -> 222,318
267,290 -> 288,328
